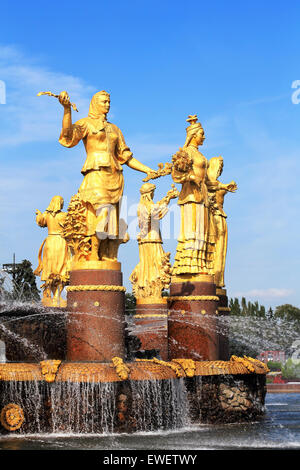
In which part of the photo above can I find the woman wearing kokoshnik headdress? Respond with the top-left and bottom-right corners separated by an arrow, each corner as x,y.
171,115 -> 215,275
58,90 -> 156,262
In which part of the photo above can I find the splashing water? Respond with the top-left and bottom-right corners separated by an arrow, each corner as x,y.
130,378 -> 190,432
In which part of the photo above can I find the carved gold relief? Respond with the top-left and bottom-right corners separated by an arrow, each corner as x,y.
230,355 -> 257,373
62,193 -> 91,265
111,357 -> 130,381
168,295 -> 219,302
66,284 -> 126,292
1,403 -> 24,431
40,360 -> 62,383
172,359 -> 196,377
136,358 -> 185,378
0,358 -> 268,385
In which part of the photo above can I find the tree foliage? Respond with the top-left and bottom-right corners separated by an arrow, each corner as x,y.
267,361 -> 282,371
281,358 -> 300,381
274,304 -> 300,322
125,292 -> 136,315
229,297 -> 267,317
1,260 -> 40,302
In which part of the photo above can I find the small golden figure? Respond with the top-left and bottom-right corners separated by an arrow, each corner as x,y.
130,183 -> 179,300
207,157 -> 237,287
34,196 -> 70,307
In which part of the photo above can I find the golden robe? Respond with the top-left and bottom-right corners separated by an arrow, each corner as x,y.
130,201 -> 168,294
171,146 -> 215,275
59,118 -> 133,238
35,211 -> 69,282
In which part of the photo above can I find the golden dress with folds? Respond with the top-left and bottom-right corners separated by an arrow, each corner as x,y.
130,201 -> 169,296
209,188 -> 228,287
59,118 -> 133,239
35,211 -> 69,282
171,145 -> 215,275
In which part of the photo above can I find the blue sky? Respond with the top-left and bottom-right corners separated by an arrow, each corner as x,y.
0,0 -> 300,308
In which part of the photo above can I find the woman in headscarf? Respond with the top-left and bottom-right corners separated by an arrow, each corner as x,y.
58,90 -> 156,262
34,195 -> 69,307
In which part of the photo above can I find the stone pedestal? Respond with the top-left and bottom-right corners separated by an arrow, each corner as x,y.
217,288 -> 231,360
66,261 -> 126,362
168,274 -> 219,361
132,299 -> 168,361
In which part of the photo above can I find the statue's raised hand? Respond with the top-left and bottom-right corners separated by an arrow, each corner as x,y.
226,181 -> 237,192
58,91 -> 71,108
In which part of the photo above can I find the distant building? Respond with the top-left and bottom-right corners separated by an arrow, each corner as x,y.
257,350 -> 286,363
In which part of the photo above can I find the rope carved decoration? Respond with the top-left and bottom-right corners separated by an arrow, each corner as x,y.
67,285 -> 126,292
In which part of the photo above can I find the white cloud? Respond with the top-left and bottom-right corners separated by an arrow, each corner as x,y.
233,288 -> 294,300
0,44 -> 95,147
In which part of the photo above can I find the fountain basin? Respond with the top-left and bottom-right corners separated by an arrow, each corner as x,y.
0,357 -> 268,434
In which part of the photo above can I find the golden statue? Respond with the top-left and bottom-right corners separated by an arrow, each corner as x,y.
207,157 -> 237,287
171,115 -> 215,276
58,90 -> 156,267
130,183 -> 179,301
34,196 -> 70,307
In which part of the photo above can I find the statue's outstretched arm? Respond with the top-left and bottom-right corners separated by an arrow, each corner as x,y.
206,179 -> 237,193
126,157 -> 155,176
35,210 -> 47,227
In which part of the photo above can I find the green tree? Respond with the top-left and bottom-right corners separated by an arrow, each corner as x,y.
125,292 -> 136,315
241,297 -> 247,315
11,259 -> 40,301
259,305 -> 266,318
281,358 -> 300,381
229,297 -> 241,316
266,307 -> 274,320
267,361 -> 282,372
274,304 -> 300,322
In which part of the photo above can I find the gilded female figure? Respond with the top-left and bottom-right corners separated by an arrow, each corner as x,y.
206,157 -> 237,287
171,115 -> 214,275
34,195 -> 70,307
58,90 -> 155,263
130,183 -> 178,300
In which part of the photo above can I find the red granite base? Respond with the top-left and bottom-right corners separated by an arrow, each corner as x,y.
133,302 -> 168,360
168,277 -> 219,361
66,269 -> 125,362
